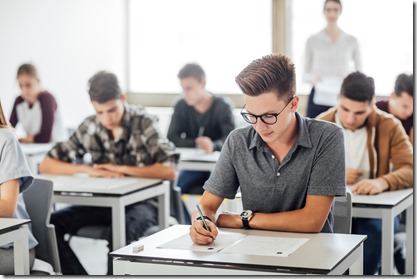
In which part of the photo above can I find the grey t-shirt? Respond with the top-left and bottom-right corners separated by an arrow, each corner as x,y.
203,113 -> 346,233
0,128 -> 38,249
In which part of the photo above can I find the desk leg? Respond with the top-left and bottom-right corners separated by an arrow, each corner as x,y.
381,209 -> 394,275
406,204 -> 414,275
158,182 -> 170,229
14,227 -> 30,275
348,243 -> 363,275
112,201 -> 125,250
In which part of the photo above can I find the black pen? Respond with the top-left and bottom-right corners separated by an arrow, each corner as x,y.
196,204 -> 215,242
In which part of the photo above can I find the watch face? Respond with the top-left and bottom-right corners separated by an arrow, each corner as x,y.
241,210 -> 253,218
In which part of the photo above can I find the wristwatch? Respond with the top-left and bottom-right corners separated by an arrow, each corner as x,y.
240,210 -> 253,229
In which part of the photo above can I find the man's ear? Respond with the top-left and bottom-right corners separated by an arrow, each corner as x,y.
200,79 -> 206,88
290,95 -> 300,111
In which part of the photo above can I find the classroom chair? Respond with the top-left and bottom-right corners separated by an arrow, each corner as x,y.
23,178 -> 62,275
333,192 -> 352,234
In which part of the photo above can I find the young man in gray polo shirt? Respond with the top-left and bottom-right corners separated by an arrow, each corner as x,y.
190,54 -> 346,245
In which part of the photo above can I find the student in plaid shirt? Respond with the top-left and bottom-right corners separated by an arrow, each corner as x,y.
39,71 -> 179,275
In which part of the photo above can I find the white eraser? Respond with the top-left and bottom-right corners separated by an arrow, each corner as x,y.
132,244 -> 144,253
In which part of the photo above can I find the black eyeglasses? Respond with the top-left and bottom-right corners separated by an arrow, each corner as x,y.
240,97 -> 294,125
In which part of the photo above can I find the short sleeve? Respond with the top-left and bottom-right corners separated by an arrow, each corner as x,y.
203,132 -> 239,199
0,129 -> 33,193
307,127 -> 346,196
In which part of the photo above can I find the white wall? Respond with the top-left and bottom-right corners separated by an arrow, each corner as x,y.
0,0 -> 126,128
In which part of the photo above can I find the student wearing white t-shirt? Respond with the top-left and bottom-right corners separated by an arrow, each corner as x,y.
9,63 -> 67,143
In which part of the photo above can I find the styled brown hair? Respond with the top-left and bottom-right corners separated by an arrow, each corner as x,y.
177,63 -> 206,83
88,71 -> 122,103
17,63 -> 40,80
235,54 -> 296,102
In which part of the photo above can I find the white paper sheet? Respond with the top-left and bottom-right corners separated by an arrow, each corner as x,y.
157,231 -> 246,253
221,235 -> 309,257
313,76 -> 343,106
47,175 -> 139,190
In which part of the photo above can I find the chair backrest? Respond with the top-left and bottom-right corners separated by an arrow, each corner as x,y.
333,192 -> 352,234
23,178 -> 61,273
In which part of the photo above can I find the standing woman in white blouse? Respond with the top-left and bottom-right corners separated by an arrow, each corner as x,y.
304,0 -> 362,118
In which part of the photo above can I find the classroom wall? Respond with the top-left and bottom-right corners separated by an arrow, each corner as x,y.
0,0 -> 126,128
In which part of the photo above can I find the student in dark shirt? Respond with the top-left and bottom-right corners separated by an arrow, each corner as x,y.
168,63 -> 235,194
9,63 -> 67,143
168,63 -> 235,224
375,73 -> 413,143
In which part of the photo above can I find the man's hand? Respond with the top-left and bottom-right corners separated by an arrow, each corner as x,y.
216,213 -> 242,229
19,135 -> 35,143
346,168 -> 362,185
189,219 -> 218,245
351,178 -> 389,195
88,164 -> 124,178
195,137 -> 214,153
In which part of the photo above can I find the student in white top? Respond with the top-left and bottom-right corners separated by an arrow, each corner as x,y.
9,63 -> 67,143
0,100 -> 38,274
304,0 -> 362,118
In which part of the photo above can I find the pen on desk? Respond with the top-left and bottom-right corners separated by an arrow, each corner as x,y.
196,126 -> 205,149
196,204 -> 215,242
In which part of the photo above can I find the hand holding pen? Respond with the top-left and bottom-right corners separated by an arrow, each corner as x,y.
195,126 -> 214,153
190,204 -> 218,245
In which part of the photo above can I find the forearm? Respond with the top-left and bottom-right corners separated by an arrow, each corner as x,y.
0,200 -> 16,217
381,167 -> 413,191
39,157 -> 90,175
249,209 -> 327,233
191,191 -> 222,222
0,179 -> 19,218
117,163 -> 176,181
170,136 -> 196,148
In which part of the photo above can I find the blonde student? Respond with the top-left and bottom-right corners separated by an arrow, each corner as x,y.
9,63 -> 67,143
0,100 -> 38,274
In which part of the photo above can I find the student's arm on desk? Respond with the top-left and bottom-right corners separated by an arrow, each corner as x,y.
352,121 -> 413,195
0,179 -> 19,217
38,157 -> 124,178
217,195 -> 334,233
189,191 -> 222,245
93,162 -> 176,180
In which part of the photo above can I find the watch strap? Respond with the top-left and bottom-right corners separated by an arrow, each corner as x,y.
195,216 -> 212,223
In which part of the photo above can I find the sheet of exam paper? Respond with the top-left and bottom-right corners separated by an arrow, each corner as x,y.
222,235 -> 309,257
157,230 -> 246,252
